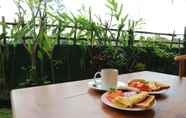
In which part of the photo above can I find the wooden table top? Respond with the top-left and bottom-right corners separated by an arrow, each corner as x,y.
11,71 -> 186,118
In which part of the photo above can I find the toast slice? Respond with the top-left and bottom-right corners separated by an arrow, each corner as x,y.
135,95 -> 155,108
155,82 -> 170,90
148,81 -> 161,91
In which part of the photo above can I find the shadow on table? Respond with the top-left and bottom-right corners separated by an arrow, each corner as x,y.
88,89 -> 104,98
155,94 -> 168,101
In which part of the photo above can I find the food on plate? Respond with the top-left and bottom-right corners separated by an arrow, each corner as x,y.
128,79 -> 170,92
106,90 -> 155,108
136,95 -> 155,108
106,90 -> 123,102
112,96 -> 131,108
112,91 -> 149,108
128,79 -> 151,91
127,91 -> 149,105
155,81 -> 170,90
148,81 -> 160,91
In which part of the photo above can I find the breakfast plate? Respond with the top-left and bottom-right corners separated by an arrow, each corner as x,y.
128,79 -> 170,94
101,91 -> 156,111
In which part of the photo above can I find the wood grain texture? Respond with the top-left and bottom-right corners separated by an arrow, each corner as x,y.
11,71 -> 186,118
175,55 -> 186,79
175,55 -> 186,61
178,61 -> 184,79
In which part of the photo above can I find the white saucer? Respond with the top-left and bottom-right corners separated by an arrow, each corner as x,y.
88,79 -> 128,91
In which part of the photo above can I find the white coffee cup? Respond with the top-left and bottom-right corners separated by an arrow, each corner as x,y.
93,68 -> 118,89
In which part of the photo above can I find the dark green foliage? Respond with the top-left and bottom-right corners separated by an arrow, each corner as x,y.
0,109 -> 11,118
5,45 -> 177,88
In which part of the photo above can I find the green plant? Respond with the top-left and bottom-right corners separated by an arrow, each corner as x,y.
39,33 -> 57,83
105,0 -> 128,46
47,1 -> 78,82
1,0 -> 152,87
134,63 -> 145,71
0,108 -> 11,118
103,47 -> 127,68
13,0 -> 54,86
0,18 -> 10,100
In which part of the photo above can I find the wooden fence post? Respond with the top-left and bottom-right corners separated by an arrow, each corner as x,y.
170,30 -> 175,48
2,16 -> 6,45
116,29 -> 121,46
178,38 -> 181,54
1,16 -> 9,89
128,29 -> 134,47
89,9 -> 94,47
183,27 -> 186,54
104,28 -> 108,46
73,23 -> 77,45
21,18 -> 26,44
57,21 -> 61,45
182,27 -> 186,77
90,26 -> 94,47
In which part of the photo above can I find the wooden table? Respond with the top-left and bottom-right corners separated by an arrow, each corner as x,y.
11,71 -> 186,118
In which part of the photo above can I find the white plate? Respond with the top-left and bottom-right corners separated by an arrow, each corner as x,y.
101,92 -> 156,111
88,79 -> 127,91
